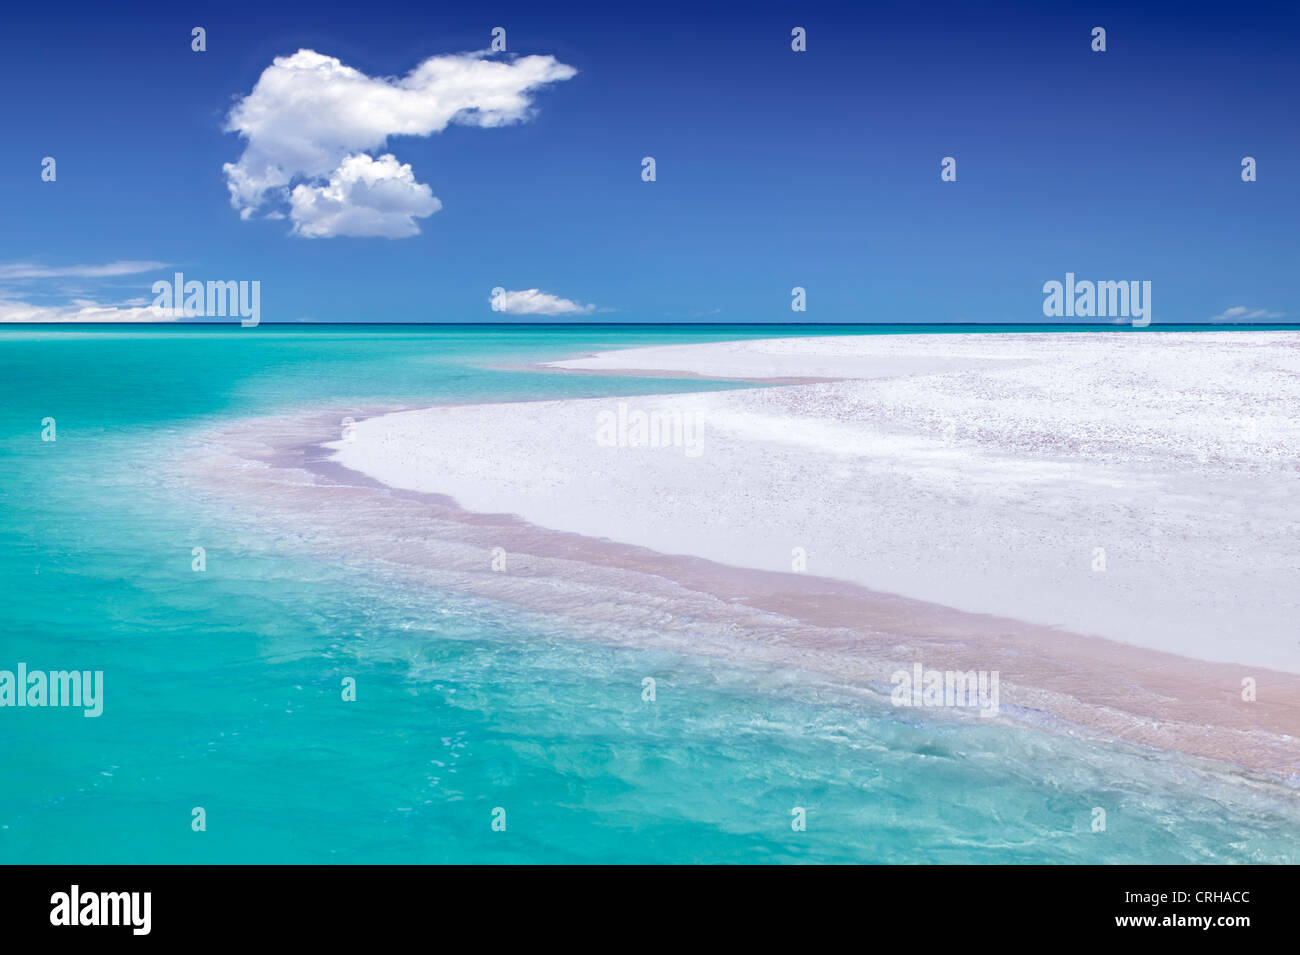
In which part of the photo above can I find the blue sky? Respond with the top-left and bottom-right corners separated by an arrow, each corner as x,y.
0,0 -> 1296,323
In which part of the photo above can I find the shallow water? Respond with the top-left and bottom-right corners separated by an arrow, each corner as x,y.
2,324 -> 1297,863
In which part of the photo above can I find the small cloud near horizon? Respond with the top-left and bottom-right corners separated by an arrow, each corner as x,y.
489,288 -> 596,316
1210,306 -> 1285,321
0,299 -> 181,323
0,260 -> 175,322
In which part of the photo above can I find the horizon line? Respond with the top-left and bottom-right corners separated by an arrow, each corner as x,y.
2,320 -> 1299,329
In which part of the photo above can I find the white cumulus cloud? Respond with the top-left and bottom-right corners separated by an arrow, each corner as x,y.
289,154 -> 441,238
223,48 -> 577,238
490,288 -> 596,316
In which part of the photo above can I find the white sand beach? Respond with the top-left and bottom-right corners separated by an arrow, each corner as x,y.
173,331 -> 1300,776
330,332 -> 1300,674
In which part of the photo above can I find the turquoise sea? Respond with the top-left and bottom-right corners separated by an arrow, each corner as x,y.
1,323 -> 1298,864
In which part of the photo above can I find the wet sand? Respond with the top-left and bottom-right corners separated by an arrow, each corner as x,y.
186,397 -> 1300,779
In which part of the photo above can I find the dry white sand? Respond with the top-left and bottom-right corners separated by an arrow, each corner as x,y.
329,332 -> 1300,674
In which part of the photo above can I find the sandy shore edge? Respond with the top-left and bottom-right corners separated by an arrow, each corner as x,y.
190,398 -> 1300,781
